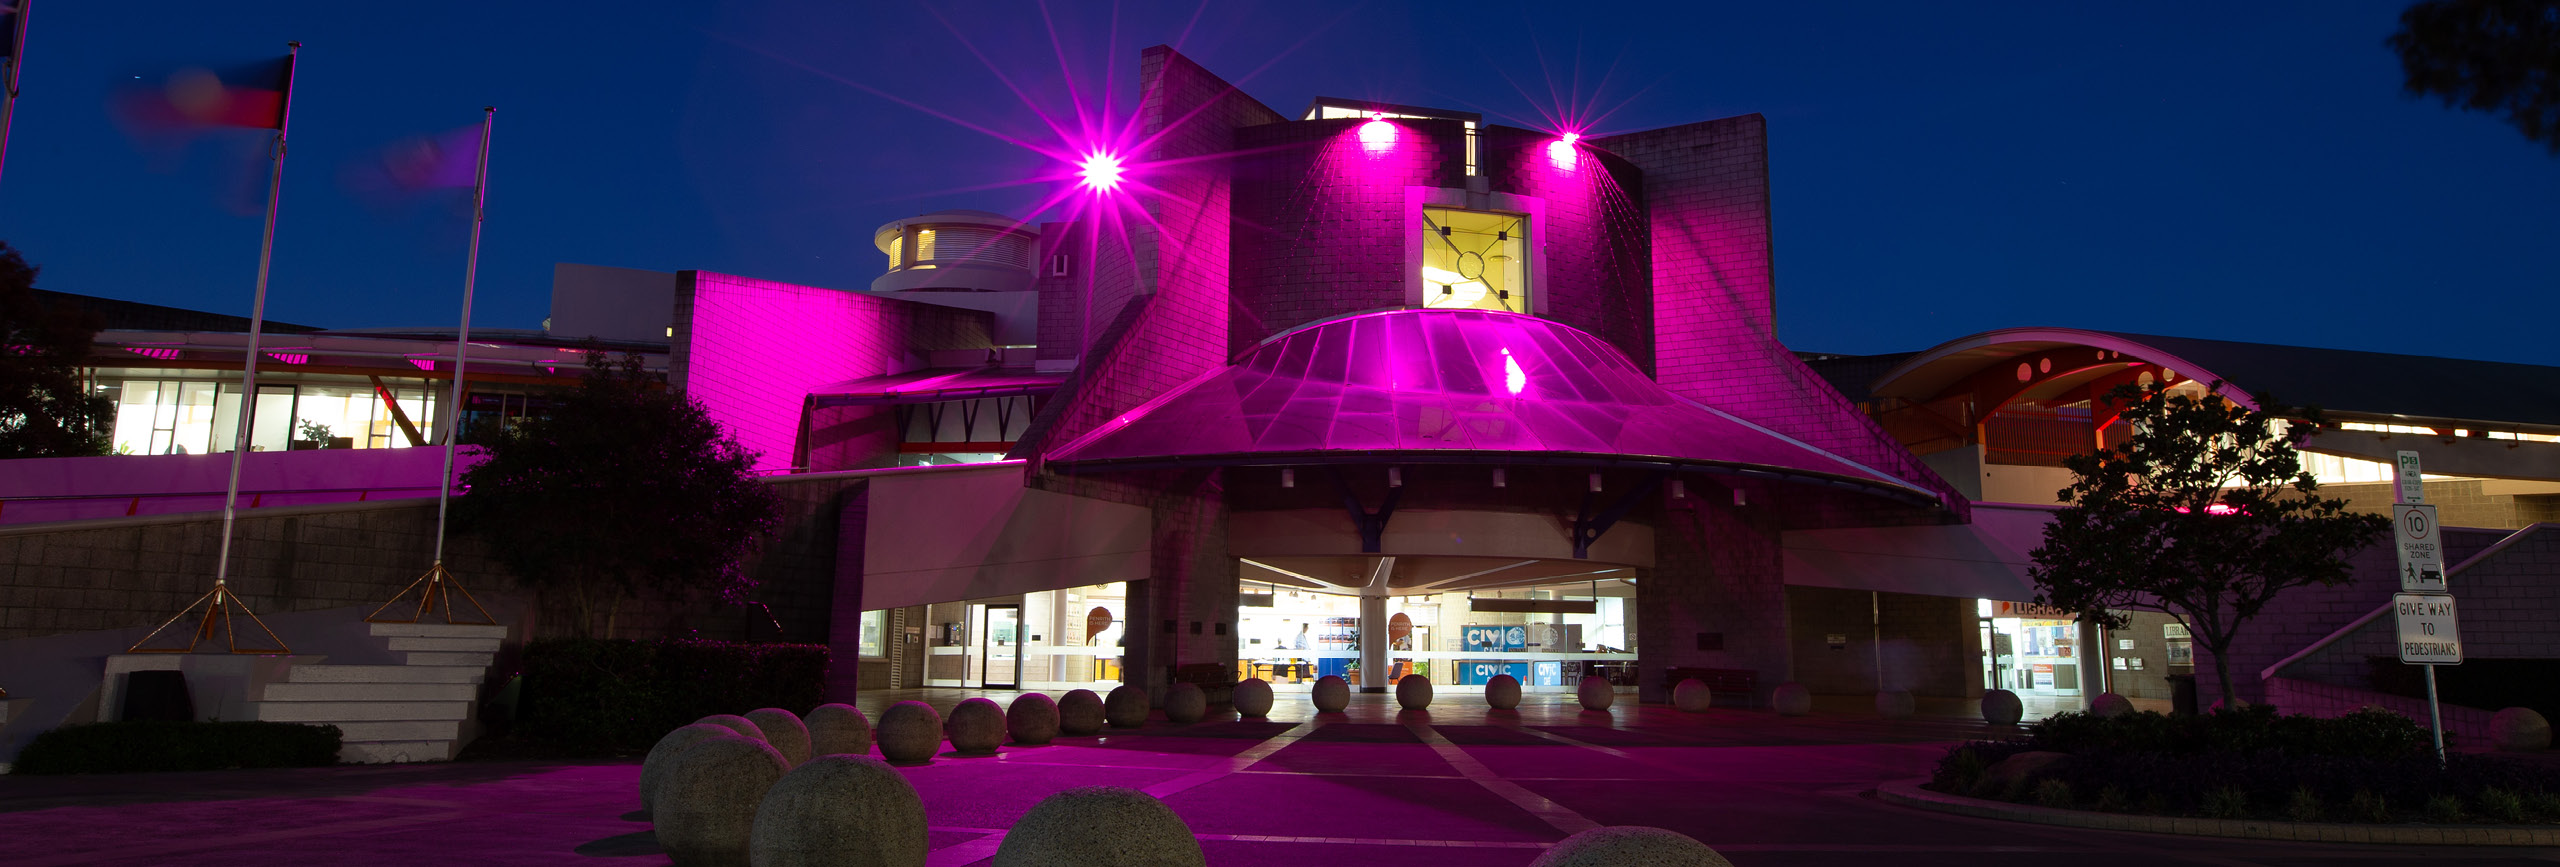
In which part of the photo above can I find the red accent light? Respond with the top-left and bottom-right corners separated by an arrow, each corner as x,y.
1077,150 -> 1125,192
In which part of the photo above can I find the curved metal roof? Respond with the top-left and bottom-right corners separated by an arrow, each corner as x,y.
1043,308 -> 1944,505
1872,327 -> 2560,428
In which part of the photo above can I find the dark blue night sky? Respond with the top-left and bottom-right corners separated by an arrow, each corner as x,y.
2,1 -> 2552,362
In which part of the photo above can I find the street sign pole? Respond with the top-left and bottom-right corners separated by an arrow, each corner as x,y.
2390,451 -> 2450,765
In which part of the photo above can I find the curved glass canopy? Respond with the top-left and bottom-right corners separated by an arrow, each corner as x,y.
1045,309 -> 1941,505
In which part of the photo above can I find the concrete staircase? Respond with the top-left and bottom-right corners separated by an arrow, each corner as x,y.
252,622 -> 504,763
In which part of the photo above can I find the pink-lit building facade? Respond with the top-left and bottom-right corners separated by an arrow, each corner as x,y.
662,48 -> 2007,705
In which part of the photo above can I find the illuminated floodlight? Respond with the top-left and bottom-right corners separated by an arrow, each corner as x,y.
1547,132 -> 1580,171
1502,348 -> 1527,396
1358,115 -> 1396,154
1077,150 -> 1126,192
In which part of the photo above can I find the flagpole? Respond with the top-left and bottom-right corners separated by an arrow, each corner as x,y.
367,107 -> 496,625
0,0 -> 30,190
433,107 -> 492,562
206,41 -> 297,633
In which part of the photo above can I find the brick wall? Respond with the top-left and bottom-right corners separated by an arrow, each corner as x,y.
1642,493 -> 1790,703
1596,117 -> 1966,516
1229,117 -> 1460,354
2258,524 -> 2560,699
670,271 -> 993,473
2192,525 -> 2509,707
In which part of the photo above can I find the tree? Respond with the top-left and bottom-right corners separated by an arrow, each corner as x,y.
2028,381 -> 2390,708
2389,0 -> 2560,154
454,351 -> 783,637
0,242 -> 114,458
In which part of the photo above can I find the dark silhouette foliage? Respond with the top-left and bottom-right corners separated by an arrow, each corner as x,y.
454,351 -> 782,637
0,241 -> 113,458
2390,0 -> 2560,153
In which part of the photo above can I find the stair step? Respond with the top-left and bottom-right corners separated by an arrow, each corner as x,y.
385,636 -> 503,653
255,701 -> 472,723
288,665 -> 484,684
264,682 -> 478,703
330,720 -> 464,741
403,651 -> 493,667
367,622 -> 509,640
339,740 -> 460,764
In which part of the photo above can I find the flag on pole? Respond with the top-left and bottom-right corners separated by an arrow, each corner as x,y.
341,123 -> 484,203
113,53 -> 294,131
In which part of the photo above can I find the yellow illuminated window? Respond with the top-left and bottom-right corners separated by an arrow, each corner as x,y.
887,236 -> 904,270
914,228 -> 937,262
1421,208 -> 1526,313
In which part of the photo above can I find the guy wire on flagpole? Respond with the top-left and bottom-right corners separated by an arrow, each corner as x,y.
0,0 -> 32,190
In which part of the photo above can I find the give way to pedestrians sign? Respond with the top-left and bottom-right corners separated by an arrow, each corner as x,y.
2394,593 -> 2461,665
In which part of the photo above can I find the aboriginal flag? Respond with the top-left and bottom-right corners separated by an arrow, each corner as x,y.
115,53 -> 295,131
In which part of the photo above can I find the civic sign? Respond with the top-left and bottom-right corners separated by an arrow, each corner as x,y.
2394,503 -> 2445,594
2393,594 -> 2461,665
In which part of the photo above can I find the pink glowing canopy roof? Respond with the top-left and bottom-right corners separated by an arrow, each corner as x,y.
1046,309 -> 1941,505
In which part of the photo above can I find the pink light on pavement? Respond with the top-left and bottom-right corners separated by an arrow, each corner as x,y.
1077,150 -> 1125,192
1358,115 -> 1396,155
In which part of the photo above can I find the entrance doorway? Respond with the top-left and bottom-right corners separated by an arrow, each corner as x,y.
979,604 -> 1021,689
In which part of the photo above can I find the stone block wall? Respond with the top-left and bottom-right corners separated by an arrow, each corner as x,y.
1229,116 -> 1463,354
0,471 -> 869,646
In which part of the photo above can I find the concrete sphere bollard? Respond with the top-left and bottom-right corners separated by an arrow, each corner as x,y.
1007,693 -> 1061,745
1057,689 -> 1106,735
1527,826 -> 1733,867
698,713 -> 766,742
1396,674 -> 1434,710
1484,674 -> 1522,710
805,704 -> 874,757
991,785 -> 1205,867
2490,707 -> 2553,752
2090,692 -> 2135,718
745,707 -> 814,766
1577,675 -> 1615,711
641,723 -> 738,816
1162,683 -> 1208,724
746,754 -> 928,867
1981,689 -> 2024,726
1772,682 -> 1813,717
1311,675 -> 1351,712
945,697 -> 1006,755
1105,684 -> 1152,728
875,701 -> 943,765
1672,678 -> 1713,713
1231,678 -> 1275,718
1875,689 -> 1916,719
655,735 -> 789,867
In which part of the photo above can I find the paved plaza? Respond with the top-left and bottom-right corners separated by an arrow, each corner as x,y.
0,690 -> 2548,866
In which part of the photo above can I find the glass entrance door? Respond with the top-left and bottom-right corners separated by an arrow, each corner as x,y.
981,604 -> 1021,689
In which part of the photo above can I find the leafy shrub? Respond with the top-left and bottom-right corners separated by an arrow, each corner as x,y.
2424,794 -> 2465,823
2479,788 -> 2527,824
14,721 -> 339,774
517,638 -> 827,753
2531,792 -> 2560,822
2094,785 -> 2132,813
2032,778 -> 2075,808
2202,787 -> 2251,819
2350,789 -> 2390,823
2284,787 -> 2322,822
2023,706 -> 2432,759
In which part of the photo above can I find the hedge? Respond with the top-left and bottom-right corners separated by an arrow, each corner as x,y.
1931,707 -> 2560,823
13,721 -> 341,774
516,638 -> 827,752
